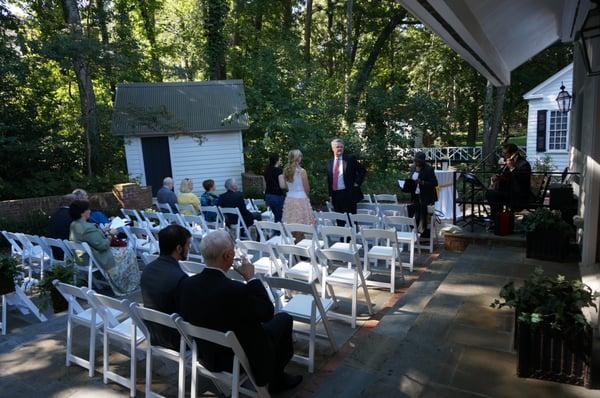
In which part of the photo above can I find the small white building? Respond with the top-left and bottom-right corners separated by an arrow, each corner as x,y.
111,80 -> 249,196
523,63 -> 573,172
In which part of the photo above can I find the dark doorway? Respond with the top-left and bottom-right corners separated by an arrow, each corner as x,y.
141,136 -> 173,196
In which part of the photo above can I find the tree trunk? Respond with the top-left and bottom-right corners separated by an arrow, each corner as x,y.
204,0 -> 229,80
467,104 -> 478,146
346,8 -> 407,124
482,81 -> 507,170
343,0 -> 353,114
61,0 -> 100,177
304,0 -> 313,65
95,0 -> 115,96
282,0 -> 293,30
136,0 -> 162,81
326,0 -> 334,76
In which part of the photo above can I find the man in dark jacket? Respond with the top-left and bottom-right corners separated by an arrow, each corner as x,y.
406,152 -> 438,233
47,194 -> 76,259
326,138 -> 367,218
218,178 -> 260,228
179,230 -> 301,393
140,225 -> 191,350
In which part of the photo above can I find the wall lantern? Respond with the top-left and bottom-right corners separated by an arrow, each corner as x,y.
556,82 -> 572,113
580,3 -> 600,76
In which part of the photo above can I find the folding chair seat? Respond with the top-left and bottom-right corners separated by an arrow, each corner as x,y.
316,211 -> 349,227
220,207 -> 251,241
236,240 -> 281,276
157,202 -> 174,213
53,281 -> 122,377
86,291 -> 145,397
320,226 -> 361,255
264,277 -> 337,373
121,209 -> 144,225
383,216 -> 419,272
282,223 -> 324,250
255,221 -> 289,246
176,203 -> 197,215
373,194 -> 398,204
173,316 -> 271,398
361,228 -> 403,293
316,248 -> 373,329
129,304 -> 189,398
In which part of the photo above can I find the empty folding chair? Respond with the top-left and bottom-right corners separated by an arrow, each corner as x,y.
320,225 -> 361,255
121,209 -> 144,225
348,213 -> 381,245
220,207 -> 251,241
373,194 -> 398,204
129,303 -> 189,398
275,244 -> 322,283
179,214 -> 208,253
378,203 -> 409,217
2,231 -> 26,262
140,211 -> 168,232
201,205 -> 223,230
316,248 -> 373,328
157,202 -> 174,213
163,213 -> 185,227
282,223 -> 324,250
359,194 -> 373,203
126,226 -> 160,257
175,203 -> 197,215
53,281 -> 121,377
236,240 -> 282,276
179,261 -> 206,276
361,228 -> 403,293
251,198 -> 273,222
42,237 -> 75,268
264,276 -> 337,373
173,316 -> 271,398
19,233 -> 51,281
416,206 -> 438,254
383,215 -> 419,272
356,202 -> 378,215
86,291 -> 144,397
255,221 -> 288,245
316,211 -> 349,227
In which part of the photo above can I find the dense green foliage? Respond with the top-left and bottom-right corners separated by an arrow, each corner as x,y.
1,1 -> 572,201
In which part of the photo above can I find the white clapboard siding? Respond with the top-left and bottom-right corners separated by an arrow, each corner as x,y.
124,137 -> 146,185
168,132 -> 245,196
523,63 -> 573,173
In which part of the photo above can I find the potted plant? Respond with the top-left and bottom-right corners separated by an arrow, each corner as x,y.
38,264 -> 74,313
0,255 -> 21,295
491,267 -> 598,388
521,208 -> 572,261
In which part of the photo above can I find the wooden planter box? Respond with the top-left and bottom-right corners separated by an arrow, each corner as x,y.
516,321 -> 592,388
526,230 -> 569,261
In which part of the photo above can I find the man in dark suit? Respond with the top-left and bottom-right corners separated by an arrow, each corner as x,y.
218,178 -> 260,228
326,138 -> 367,218
140,225 -> 191,350
47,194 -> 76,259
406,152 -> 438,233
179,230 -> 301,393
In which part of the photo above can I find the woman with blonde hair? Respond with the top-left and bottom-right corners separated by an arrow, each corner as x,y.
177,178 -> 201,215
279,149 -> 315,225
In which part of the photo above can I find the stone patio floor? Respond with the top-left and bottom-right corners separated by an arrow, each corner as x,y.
1,243 -> 600,397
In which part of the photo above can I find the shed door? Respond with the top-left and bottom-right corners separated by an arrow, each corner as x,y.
141,136 -> 173,196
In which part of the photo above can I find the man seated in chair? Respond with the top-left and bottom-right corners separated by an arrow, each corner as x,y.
485,143 -> 532,223
140,225 -> 191,350
179,230 -> 302,393
218,178 -> 261,229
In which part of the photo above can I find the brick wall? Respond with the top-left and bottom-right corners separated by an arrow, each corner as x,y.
0,184 -> 153,222
242,173 -> 265,195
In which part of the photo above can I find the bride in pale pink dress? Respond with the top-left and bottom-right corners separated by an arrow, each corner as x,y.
279,150 -> 315,225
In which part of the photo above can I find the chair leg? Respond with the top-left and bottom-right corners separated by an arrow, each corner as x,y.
89,319 -> 96,377
178,338 -> 185,398
351,281 -> 357,329
409,241 -> 414,272
1,294 -> 6,335
390,257 -> 395,293
145,348 -> 152,398
309,312 -> 316,373
66,315 -> 72,367
359,271 -> 373,316
191,343 -> 198,398
130,330 -> 137,397
103,327 -> 109,384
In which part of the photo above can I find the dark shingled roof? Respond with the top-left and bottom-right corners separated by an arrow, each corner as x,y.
111,80 -> 249,136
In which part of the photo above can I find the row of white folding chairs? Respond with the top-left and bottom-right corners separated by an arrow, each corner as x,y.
359,193 -> 399,204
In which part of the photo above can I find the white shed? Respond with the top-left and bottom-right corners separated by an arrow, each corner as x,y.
523,64 -> 573,172
111,80 -> 249,196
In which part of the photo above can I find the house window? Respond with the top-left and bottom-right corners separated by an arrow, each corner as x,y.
548,111 -> 568,151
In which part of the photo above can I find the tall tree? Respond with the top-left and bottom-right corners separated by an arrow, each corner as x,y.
135,0 -> 162,81
482,81 -> 507,169
303,0 -> 313,65
204,0 -> 228,80
61,0 -> 101,176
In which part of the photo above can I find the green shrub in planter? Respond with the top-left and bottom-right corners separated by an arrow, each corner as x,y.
0,256 -> 21,295
521,208 -> 573,261
38,265 -> 75,313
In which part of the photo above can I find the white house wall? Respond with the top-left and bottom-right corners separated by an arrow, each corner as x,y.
124,136 -> 146,185
168,132 -> 245,196
525,72 -> 573,172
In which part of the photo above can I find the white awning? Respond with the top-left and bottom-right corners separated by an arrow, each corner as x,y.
397,0 -> 592,85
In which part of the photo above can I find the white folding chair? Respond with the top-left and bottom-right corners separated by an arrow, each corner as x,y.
173,316 -> 271,398
373,194 -> 398,204
179,214 -> 208,253
2,230 -> 26,262
86,292 -> 144,397
121,208 -> 144,225
383,215 -> 419,272
220,207 -> 251,241
201,206 -> 224,230
320,225 -> 361,255
264,277 -> 337,373
126,226 -> 160,257
416,206 -> 438,254
254,221 -> 288,246
316,211 -> 349,227
236,240 -> 282,276
129,304 -> 189,398
251,199 -> 274,222
361,228 -> 403,293
162,213 -> 185,226
348,214 -> 381,245
157,202 -> 174,213
356,203 -> 378,215
359,194 -> 373,203
64,241 -> 102,290
179,261 -> 206,276
175,203 -> 197,215
20,233 -> 51,281
53,281 -> 120,377
141,211 -> 168,232
42,237 -> 75,268
274,244 -> 322,284
378,203 -> 408,217
316,248 -> 373,329
282,223 -> 324,250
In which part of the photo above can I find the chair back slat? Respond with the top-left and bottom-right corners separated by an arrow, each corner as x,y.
317,248 -> 360,265
374,194 -> 398,204
157,202 -> 174,213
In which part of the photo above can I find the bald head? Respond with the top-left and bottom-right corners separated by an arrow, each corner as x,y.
200,230 -> 235,269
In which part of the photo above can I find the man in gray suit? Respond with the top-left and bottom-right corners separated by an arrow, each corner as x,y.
156,177 -> 178,213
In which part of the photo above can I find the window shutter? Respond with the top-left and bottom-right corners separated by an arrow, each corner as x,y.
536,110 -> 547,152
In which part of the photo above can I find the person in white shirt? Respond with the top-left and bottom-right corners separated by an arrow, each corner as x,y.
279,149 -> 315,225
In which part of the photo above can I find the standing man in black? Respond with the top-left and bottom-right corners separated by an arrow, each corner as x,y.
327,138 -> 366,218
140,225 -> 191,350
179,230 -> 301,393
406,152 -> 438,234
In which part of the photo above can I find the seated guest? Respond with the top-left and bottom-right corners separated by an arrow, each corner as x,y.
485,143 -> 532,222
176,178 -> 201,215
140,225 -> 191,350
200,179 -> 220,222
157,177 -> 178,213
219,178 -> 260,228
69,200 -> 140,295
179,230 -> 302,392
48,194 -> 76,241
72,188 -> 110,225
